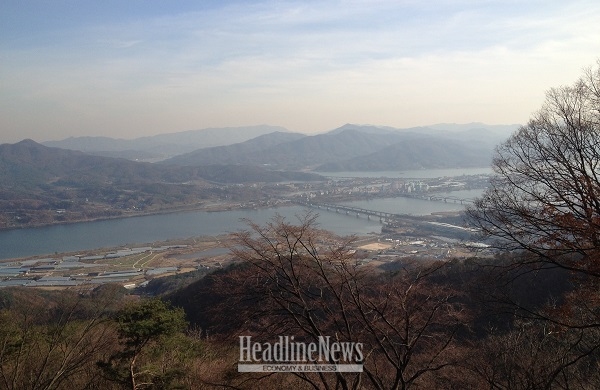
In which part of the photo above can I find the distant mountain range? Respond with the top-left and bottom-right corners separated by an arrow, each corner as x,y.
162,123 -> 518,171
0,121 -> 521,191
42,125 -> 289,161
1,123 -> 519,228
27,122 -> 521,173
40,123 -> 518,166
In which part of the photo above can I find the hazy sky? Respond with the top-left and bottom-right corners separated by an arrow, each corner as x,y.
1,0 -> 599,143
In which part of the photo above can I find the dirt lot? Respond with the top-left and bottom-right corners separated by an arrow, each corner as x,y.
358,242 -> 392,251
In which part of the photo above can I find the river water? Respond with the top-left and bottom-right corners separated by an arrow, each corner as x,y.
0,206 -> 385,260
0,169 -> 490,260
341,189 -> 484,215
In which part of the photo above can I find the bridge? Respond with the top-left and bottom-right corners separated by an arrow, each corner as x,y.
294,201 -> 405,223
399,193 -> 475,205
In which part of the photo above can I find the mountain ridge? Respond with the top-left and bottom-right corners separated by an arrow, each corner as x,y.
42,125 -> 290,161
162,123 -> 517,171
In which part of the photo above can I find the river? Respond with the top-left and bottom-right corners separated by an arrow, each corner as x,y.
0,206 -> 385,260
0,169 -> 491,260
340,189 -> 484,215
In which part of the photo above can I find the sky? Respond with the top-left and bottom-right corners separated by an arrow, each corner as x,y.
1,0 -> 600,143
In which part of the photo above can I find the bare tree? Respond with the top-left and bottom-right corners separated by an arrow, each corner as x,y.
215,212 -> 471,390
471,320 -> 600,390
467,61 -> 600,323
468,61 -> 600,279
467,61 -> 600,388
0,287 -> 120,390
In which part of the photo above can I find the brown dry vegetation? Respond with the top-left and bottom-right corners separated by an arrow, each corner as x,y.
1,213 -> 599,389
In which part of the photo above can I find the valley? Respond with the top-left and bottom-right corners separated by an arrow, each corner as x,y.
0,123 -> 508,230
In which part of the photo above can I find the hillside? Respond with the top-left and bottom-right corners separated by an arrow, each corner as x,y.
0,139 -> 208,188
0,140 -> 323,229
164,129 -> 396,168
163,131 -> 307,166
315,137 -> 493,171
0,139 -> 321,186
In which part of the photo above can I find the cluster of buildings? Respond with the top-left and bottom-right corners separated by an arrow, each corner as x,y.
288,174 -> 490,202
0,245 -> 188,288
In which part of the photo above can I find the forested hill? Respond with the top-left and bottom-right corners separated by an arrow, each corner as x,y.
0,139 -> 171,188
0,139 -> 323,228
0,139 -> 321,188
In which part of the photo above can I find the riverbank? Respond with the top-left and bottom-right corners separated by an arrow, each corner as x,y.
0,204 -> 384,260
0,199 -> 286,232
